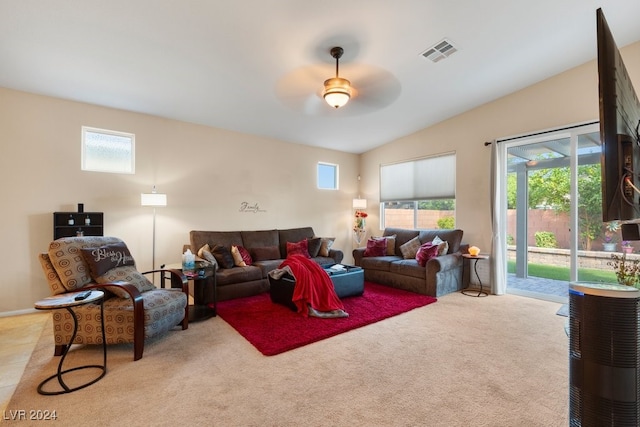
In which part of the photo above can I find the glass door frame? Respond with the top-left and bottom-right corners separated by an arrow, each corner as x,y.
500,122 -> 600,300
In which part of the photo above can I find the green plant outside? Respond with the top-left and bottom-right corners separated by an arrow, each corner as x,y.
437,216 -> 455,229
507,260 -> 617,283
534,231 -> 557,248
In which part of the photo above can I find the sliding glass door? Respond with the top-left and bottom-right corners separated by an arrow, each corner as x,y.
502,123 -> 601,302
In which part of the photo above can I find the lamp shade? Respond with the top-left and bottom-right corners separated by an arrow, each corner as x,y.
323,77 -> 352,108
352,198 -> 367,209
141,193 -> 167,207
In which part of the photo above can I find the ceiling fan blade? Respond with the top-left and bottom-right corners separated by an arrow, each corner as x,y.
275,60 -> 401,116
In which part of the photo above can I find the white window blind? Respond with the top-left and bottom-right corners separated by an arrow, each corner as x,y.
380,153 -> 455,202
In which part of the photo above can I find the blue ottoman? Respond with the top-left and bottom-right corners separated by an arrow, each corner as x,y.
269,265 -> 364,311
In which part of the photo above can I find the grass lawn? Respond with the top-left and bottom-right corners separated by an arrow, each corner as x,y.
507,260 -> 617,283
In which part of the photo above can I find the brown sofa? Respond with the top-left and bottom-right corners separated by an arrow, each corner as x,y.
352,228 -> 466,297
190,227 -> 343,301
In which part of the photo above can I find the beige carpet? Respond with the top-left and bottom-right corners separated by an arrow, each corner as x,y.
5,292 -> 568,426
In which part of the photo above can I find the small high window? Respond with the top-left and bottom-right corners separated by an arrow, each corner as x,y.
81,126 -> 135,174
317,162 -> 339,190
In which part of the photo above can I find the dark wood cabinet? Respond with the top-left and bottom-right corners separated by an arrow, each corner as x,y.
53,212 -> 104,239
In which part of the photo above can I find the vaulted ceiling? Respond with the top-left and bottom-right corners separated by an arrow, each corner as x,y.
2,1 -> 640,153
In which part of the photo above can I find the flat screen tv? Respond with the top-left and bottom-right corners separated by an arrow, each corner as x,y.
598,8 -> 640,223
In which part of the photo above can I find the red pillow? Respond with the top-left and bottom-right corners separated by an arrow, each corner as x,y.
237,245 -> 253,266
416,242 -> 439,267
286,239 -> 310,258
364,238 -> 387,257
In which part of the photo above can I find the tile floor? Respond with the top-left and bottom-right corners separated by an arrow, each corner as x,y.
0,312 -> 50,414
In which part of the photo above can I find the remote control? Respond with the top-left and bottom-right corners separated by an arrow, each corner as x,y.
74,291 -> 92,301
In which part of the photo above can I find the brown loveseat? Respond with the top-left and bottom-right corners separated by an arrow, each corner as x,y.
189,227 -> 343,301
352,228 -> 466,297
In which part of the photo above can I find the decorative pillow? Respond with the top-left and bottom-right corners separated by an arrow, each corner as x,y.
432,236 -> 449,256
94,265 -> 155,299
373,235 -> 396,256
197,244 -> 218,268
399,236 -> 421,259
251,246 -> 281,261
384,234 -> 397,255
286,239 -> 311,258
416,242 -> 439,267
318,237 -> 335,257
237,245 -> 252,265
307,237 -> 322,258
364,238 -> 387,257
231,245 -> 247,267
80,242 -> 135,279
212,245 -> 235,269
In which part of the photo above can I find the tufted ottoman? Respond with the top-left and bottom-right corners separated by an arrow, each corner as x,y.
269,265 -> 364,311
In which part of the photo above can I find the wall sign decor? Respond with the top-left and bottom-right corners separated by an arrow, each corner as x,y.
239,202 -> 267,213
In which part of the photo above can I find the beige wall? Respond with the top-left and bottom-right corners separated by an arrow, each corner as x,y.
0,88 -> 359,314
3,41 -> 639,313
360,41 -> 640,288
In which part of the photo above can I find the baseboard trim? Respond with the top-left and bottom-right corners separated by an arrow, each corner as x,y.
0,308 -> 39,318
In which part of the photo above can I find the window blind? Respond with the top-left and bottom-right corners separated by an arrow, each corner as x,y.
380,153 -> 456,202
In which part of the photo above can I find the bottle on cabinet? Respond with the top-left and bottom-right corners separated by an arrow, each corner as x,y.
85,215 -> 91,225
68,215 -> 74,225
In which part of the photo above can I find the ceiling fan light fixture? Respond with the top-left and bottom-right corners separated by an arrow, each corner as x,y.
323,77 -> 352,108
322,46 -> 352,109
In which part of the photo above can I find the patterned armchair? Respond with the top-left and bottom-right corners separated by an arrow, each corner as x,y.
38,236 -> 189,361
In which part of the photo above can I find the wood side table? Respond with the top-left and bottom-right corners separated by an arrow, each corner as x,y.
34,290 -> 107,395
462,254 -> 489,297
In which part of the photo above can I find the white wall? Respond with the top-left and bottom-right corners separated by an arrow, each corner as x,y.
359,41 -> 640,288
0,88 -> 359,314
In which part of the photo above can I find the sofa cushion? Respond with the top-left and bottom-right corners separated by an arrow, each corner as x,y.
241,230 -> 279,254
251,246 -> 281,261
400,236 -> 421,259
190,231 -> 243,257
416,242 -> 439,267
216,265 -> 263,286
359,256 -> 399,272
80,242 -> 135,278
212,245 -> 235,269
94,265 -> 156,299
389,259 -> 427,279
286,239 -> 311,258
307,237 -> 322,258
364,238 -> 387,257
318,237 -> 335,257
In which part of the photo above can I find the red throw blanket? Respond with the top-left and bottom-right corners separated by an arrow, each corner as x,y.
278,255 -> 345,316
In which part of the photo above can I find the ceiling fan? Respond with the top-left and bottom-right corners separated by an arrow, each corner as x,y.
275,45 -> 401,117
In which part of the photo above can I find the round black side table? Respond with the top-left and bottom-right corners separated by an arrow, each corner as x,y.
462,254 -> 489,297
34,290 -> 107,395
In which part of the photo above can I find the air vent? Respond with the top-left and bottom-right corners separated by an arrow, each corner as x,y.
421,38 -> 458,63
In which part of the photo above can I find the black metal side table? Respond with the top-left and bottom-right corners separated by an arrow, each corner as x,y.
462,254 -> 489,297
163,262 -> 217,321
34,290 -> 107,395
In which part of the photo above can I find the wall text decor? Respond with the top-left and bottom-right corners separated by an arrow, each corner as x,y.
239,202 -> 266,213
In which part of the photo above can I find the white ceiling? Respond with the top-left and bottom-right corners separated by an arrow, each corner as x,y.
2,1 -> 640,154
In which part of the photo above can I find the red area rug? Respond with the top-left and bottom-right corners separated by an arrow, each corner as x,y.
216,282 -> 437,356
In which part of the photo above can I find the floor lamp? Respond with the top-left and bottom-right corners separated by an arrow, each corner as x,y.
141,186 -> 167,284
